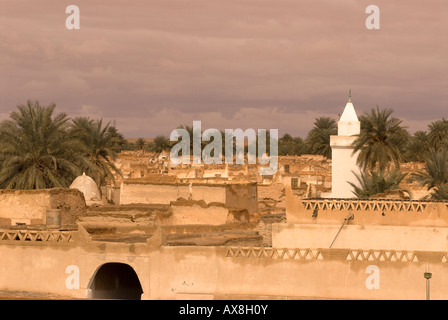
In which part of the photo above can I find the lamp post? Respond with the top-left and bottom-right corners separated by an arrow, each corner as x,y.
424,268 -> 432,300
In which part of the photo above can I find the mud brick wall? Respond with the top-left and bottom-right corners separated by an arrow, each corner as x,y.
0,188 -> 86,228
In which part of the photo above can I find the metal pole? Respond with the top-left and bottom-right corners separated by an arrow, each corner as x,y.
329,213 -> 354,249
329,219 -> 347,249
424,269 -> 432,300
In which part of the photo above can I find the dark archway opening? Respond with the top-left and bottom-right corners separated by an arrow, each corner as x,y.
89,263 -> 143,300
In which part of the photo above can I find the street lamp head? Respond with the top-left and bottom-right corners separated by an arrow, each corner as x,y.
424,271 -> 432,280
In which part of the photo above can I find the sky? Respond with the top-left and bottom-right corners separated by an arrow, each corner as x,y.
0,0 -> 447,138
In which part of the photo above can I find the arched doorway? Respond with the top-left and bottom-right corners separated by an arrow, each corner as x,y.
88,263 -> 143,300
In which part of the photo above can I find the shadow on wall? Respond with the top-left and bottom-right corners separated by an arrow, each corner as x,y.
88,263 -> 143,300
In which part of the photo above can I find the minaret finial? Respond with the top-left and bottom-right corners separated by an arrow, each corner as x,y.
348,89 -> 352,102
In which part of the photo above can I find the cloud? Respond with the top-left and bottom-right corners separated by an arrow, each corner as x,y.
0,0 -> 446,138
78,104 -> 103,119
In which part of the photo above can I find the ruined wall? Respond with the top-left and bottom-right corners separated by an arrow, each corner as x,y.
0,188 -> 86,227
258,182 -> 284,201
192,185 -> 227,204
0,191 -> 50,225
48,189 -> 87,227
120,182 -> 227,205
225,182 -> 258,214
258,214 -> 286,247
120,181 -> 258,214
158,201 -> 230,226
120,183 -> 190,205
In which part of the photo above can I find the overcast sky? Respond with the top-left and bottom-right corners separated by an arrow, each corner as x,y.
0,0 -> 447,138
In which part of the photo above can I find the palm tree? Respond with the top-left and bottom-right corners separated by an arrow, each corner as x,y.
306,117 -> 337,159
135,137 -> 146,150
70,117 -> 123,191
349,169 -> 410,199
352,106 -> 408,171
404,131 -> 430,162
147,135 -> 171,153
106,126 -> 130,151
429,184 -> 448,200
0,101 -> 82,189
408,148 -> 448,196
428,118 -> 448,151
279,134 -> 309,156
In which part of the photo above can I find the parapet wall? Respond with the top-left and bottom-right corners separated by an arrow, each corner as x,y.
281,194 -> 448,254
0,188 -> 86,227
286,194 -> 448,227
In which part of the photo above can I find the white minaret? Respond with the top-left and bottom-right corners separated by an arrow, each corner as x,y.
329,90 -> 361,198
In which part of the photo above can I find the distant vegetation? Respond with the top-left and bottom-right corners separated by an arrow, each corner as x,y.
1,100 -> 448,199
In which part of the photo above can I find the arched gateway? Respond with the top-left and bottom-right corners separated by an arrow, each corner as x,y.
88,263 -> 143,300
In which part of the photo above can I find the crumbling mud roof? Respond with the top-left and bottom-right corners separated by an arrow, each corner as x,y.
123,176 -> 257,186
124,175 -> 178,184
